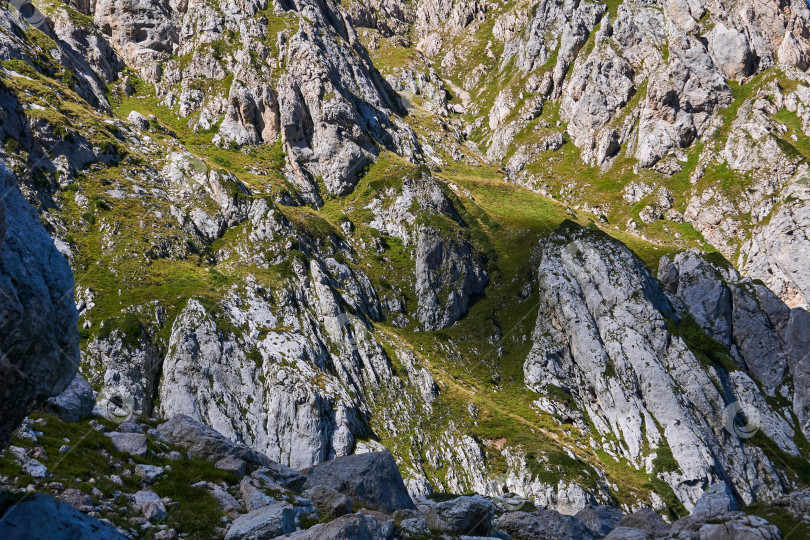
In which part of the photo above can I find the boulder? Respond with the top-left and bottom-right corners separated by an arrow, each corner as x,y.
135,464 -> 164,484
42,375 -> 95,422
57,489 -> 94,513
240,476 -> 278,511
192,481 -> 243,514
253,462 -> 306,492
302,485 -> 352,520
0,163 -> 79,447
127,110 -> 150,131
615,508 -> 669,538
707,23 -> 755,80
216,455 -> 247,479
696,514 -> 781,539
284,513 -> 387,539
496,509 -> 595,540
426,495 -> 496,536
117,422 -> 143,434
224,502 -> 296,540
603,527 -> 649,540
574,505 -> 624,537
692,483 -> 737,519
157,415 -> 269,465
105,432 -> 147,457
133,490 -> 167,521
0,493 -> 125,539
399,517 -> 430,536
303,451 -> 415,513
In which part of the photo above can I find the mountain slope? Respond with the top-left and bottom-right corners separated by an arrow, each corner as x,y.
0,0 -> 809,528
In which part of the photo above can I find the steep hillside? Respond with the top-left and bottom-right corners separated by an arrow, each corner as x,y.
1,0 -> 810,535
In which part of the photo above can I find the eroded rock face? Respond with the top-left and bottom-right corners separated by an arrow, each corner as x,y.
635,34 -> 731,167
659,249 -> 810,440
524,222 -> 795,509
366,171 -> 488,330
414,226 -> 488,331
0,164 -> 79,447
93,0 -> 178,72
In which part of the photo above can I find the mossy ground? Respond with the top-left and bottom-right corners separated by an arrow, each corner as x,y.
0,413 -> 233,538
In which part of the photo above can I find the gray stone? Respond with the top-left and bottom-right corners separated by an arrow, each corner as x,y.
216,455 -> 247,479
156,414 -> 269,465
708,23 -> 755,80
696,514 -> 781,539
304,451 -> 415,513
43,375 -> 95,422
691,483 -> 736,519
284,513 -> 387,539
302,485 -> 352,520
135,464 -> 164,484
224,502 -> 296,540
399,517 -> 430,536
427,495 -> 496,536
105,432 -> 147,457
603,527 -> 648,540
58,488 -> 94,513
0,493 -> 125,539
575,505 -> 624,537
253,461 -> 306,492
496,509 -> 595,540
133,490 -> 167,521
117,422 -> 143,434
127,110 -> 150,131
616,508 -> 669,538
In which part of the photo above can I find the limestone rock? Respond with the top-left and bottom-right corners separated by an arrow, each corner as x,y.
156,414 -> 270,465
574,505 -> 624,538
105,432 -> 147,457
0,493 -> 125,539
615,508 -> 669,538
224,502 -> 296,540
57,488 -> 94,513
708,23 -> 755,80
303,451 -> 415,513
284,513 -> 387,539
496,509 -> 595,540
302,485 -> 353,520
426,495 -> 495,536
0,164 -> 79,447
524,222 -> 789,509
42,374 -> 95,422
133,489 -> 167,521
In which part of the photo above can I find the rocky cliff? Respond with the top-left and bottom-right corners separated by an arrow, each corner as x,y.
1,0 -> 810,535
0,162 -> 78,447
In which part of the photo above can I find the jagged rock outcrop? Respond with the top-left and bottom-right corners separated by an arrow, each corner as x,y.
414,226 -> 488,330
524,221 -> 798,508
5,0 -> 810,527
659,249 -> 810,440
367,171 -> 488,329
0,164 -> 79,447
